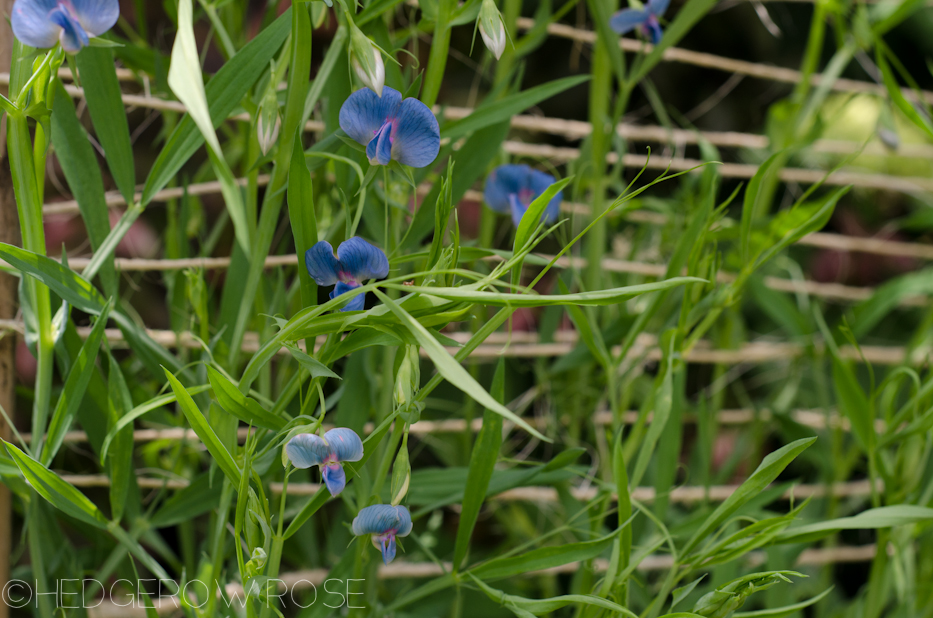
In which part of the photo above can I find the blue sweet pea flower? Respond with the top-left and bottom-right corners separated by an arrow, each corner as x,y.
339,86 -> 440,168
610,0 -> 669,44
305,237 -> 390,312
484,164 -> 563,227
12,0 -> 120,53
286,428 -> 364,496
352,504 -> 413,565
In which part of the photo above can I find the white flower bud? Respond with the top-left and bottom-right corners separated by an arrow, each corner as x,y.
479,0 -> 507,60
350,27 -> 385,97
256,82 -> 281,155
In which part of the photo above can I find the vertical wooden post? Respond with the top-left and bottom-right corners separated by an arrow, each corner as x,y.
0,1 -> 19,616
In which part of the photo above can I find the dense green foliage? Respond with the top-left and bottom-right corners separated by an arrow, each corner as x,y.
2,0 -> 933,617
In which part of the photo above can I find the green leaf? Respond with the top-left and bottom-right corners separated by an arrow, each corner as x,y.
288,132 -> 318,309
630,344 -> 674,488
513,176 -> 574,256
681,437 -> 817,556
469,528 -> 618,580
142,9 -> 291,205
0,242 -> 104,313
285,345 -> 341,380
162,368 -> 241,485
441,75 -> 590,141
468,574 -> 637,618
149,472 -> 224,528
776,506 -> 933,545
3,440 -> 108,529
453,359 -> 505,573
207,365 -> 287,431
49,79 -> 118,297
75,47 -> 136,204
733,586 -> 833,618
754,187 -> 847,268
877,48 -> 933,142
373,289 -> 549,441
831,356 -> 874,453
168,0 -> 249,255
105,349 -> 135,523
42,300 -> 112,465
741,151 -> 784,263
382,278 -> 704,307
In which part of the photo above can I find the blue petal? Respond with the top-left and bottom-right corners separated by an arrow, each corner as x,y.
70,0 -> 120,37
610,8 -> 649,34
330,282 -> 366,311
352,504 -> 412,536
484,164 -> 530,214
380,536 -> 397,564
305,241 -> 340,286
646,0 -> 670,18
285,433 -> 331,468
321,463 -> 346,496
339,87 -> 402,148
645,18 -> 663,44
366,122 -> 394,166
324,428 -> 364,462
12,0 -> 63,49
49,6 -> 88,53
395,506 -> 413,536
390,98 -> 440,168
337,237 -> 389,282
529,169 -> 563,224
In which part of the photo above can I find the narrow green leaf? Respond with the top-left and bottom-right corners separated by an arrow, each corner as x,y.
162,368 -> 241,485
169,0 -> 250,254
75,47 -> 136,204
142,9 -> 292,205
286,345 -> 341,380
288,131 -> 318,308
681,437 -> 817,556
776,506 -> 933,545
49,79 -> 118,297
453,359 -> 505,572
105,350 -> 135,523
207,365 -> 286,431
373,289 -> 549,441
733,587 -> 833,618
0,242 -> 104,313
441,75 -> 590,140
741,151 -> 784,263
382,277 -> 704,308
3,440 -> 108,529
513,176 -> 574,255
469,529 -> 618,580
42,300 -> 112,464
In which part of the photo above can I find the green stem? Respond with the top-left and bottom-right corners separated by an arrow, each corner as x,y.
421,0 -> 456,107
229,4 -> 312,371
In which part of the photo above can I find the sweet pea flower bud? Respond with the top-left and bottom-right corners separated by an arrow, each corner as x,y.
256,84 -> 281,155
478,0 -> 507,60
390,440 -> 411,507
394,345 -> 419,406
349,25 -> 385,97
250,547 -> 267,569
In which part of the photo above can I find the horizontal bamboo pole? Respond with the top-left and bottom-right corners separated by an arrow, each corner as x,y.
55,473 -> 877,505
86,543 -> 878,617
518,18 -> 933,105
19,406 -> 878,447
0,317 -> 925,365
